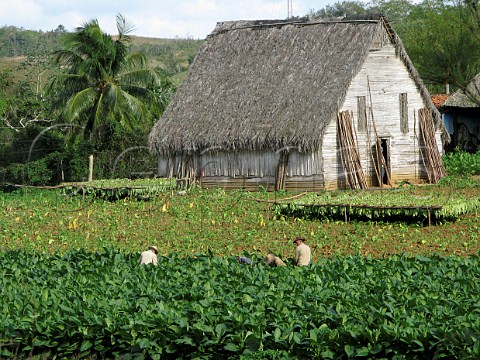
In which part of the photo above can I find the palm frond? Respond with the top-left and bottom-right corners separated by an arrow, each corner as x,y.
117,91 -> 146,130
47,13 -> 163,143
118,68 -> 160,88
45,73 -> 89,109
93,93 -> 105,131
63,87 -> 97,123
116,14 -> 135,40
125,52 -> 148,68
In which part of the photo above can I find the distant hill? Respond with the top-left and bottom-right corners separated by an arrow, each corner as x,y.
128,35 -> 203,83
0,25 -> 204,90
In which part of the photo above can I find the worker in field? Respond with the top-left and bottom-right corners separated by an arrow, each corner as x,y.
293,237 -> 311,266
264,253 -> 286,267
237,256 -> 253,265
139,245 -> 158,266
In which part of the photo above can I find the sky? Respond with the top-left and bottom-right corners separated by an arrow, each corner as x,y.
0,0 -> 334,39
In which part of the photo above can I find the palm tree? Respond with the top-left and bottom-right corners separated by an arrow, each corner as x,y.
46,14 -> 162,142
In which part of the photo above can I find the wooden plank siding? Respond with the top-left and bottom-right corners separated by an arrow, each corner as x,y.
200,176 -> 325,192
156,150 -> 325,191
322,40 -> 443,188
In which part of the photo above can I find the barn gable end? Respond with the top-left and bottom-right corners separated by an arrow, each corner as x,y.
322,22 -> 445,189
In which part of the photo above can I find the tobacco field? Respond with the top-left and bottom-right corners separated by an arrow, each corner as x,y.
0,175 -> 479,358
1,250 -> 480,359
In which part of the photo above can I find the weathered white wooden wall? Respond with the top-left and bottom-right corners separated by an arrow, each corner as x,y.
156,151 -> 278,178
323,38 -> 443,188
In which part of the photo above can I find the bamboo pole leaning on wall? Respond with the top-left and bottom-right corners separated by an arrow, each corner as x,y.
414,111 -> 430,182
275,149 -> 289,191
418,108 -> 446,183
364,105 -> 381,186
336,111 -> 367,189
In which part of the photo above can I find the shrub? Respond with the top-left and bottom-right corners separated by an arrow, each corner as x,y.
4,158 -> 52,185
443,150 -> 480,176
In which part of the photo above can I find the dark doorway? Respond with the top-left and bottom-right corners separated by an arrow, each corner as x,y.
380,138 -> 390,185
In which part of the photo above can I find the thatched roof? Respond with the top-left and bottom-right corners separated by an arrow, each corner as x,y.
442,73 -> 480,108
149,17 -> 441,156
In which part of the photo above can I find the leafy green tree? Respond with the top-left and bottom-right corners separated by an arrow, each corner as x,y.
308,1 -> 369,18
0,71 -> 62,185
369,0 -> 480,95
309,1 -> 480,95
45,14 -> 162,144
378,0 -> 480,93
370,0 -> 414,22
0,68 -> 53,159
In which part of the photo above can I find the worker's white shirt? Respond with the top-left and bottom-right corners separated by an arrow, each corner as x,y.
139,250 -> 158,266
295,243 -> 311,266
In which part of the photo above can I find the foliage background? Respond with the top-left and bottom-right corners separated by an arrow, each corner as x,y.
0,25 -> 202,185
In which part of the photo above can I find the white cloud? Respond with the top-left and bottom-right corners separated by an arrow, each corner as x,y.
1,0 -> 43,28
0,0 -> 331,38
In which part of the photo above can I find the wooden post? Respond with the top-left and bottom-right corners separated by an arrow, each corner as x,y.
337,111 -> 367,190
275,149 -> 289,191
88,155 -> 94,182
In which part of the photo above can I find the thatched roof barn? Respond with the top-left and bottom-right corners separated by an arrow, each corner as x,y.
149,16 -> 446,190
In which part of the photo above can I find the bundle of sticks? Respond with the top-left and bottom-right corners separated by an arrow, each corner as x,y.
337,111 -> 367,189
418,108 -> 446,183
